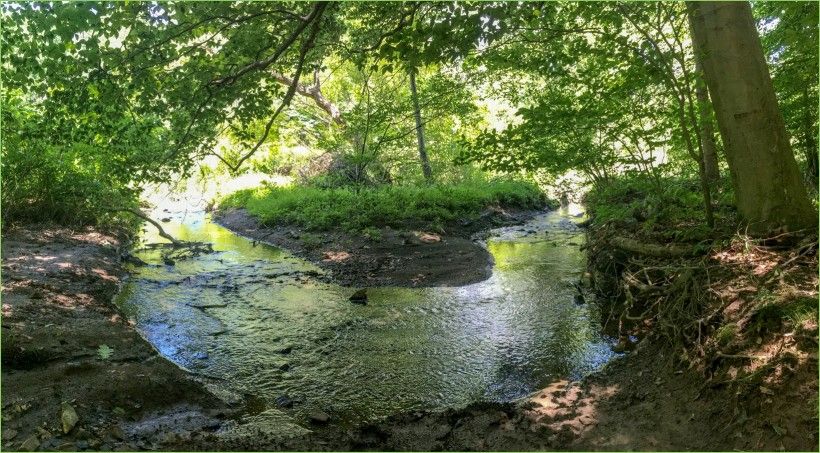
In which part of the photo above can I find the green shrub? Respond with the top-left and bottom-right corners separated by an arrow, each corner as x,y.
584,173 -> 737,242
220,179 -> 550,232
1,90 -> 156,232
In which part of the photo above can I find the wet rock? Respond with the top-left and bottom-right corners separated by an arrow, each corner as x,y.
309,410 -> 330,424
161,218 -> 172,223
611,338 -> 635,353
2,429 -> 17,440
275,395 -> 294,408
39,437 -> 58,450
19,435 -> 40,451
157,432 -> 178,445
58,441 -> 76,451
279,363 -> 291,372
61,402 -> 79,434
349,289 -> 367,305
106,425 -> 126,441
74,428 -> 91,440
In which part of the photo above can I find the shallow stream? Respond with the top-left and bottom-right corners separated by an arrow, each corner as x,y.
117,207 -> 615,430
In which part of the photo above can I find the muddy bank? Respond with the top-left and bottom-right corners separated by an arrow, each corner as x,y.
1,225 -> 232,451
214,206 -> 541,287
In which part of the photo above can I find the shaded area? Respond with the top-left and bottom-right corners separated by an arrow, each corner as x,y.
1,226 -> 229,451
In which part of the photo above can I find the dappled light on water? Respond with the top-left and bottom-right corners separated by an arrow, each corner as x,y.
118,208 -> 615,428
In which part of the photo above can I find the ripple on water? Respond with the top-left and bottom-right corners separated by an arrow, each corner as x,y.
118,208 -> 616,427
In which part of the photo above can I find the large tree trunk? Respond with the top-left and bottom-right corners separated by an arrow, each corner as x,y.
409,69 -> 433,183
686,1 -> 816,234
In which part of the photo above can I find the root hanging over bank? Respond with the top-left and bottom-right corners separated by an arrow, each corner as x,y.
588,222 -> 818,368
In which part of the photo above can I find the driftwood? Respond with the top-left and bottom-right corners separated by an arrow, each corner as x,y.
610,236 -> 701,258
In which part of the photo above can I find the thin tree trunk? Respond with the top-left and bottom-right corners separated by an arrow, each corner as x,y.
687,1 -> 816,234
693,59 -> 720,183
802,85 -> 819,188
409,69 -> 433,183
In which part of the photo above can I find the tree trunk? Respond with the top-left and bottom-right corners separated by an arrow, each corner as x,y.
802,85 -> 819,188
686,1 -> 816,234
693,59 -> 720,184
409,69 -> 433,183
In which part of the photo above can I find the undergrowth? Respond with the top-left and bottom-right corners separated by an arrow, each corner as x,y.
219,179 -> 551,232
585,173 -> 817,378
585,173 -> 737,243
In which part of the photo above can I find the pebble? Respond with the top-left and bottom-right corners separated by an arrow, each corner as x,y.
61,402 -> 79,434
309,410 -> 330,424
20,435 -> 40,451
107,425 -> 126,441
275,395 -> 294,408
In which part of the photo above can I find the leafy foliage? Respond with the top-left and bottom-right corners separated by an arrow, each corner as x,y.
1,1 -> 815,232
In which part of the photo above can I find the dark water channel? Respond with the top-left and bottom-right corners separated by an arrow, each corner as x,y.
117,207 -> 616,432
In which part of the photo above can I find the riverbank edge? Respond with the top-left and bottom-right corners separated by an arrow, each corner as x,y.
1,224 -> 236,452
4,214 -> 814,451
213,205 -> 547,288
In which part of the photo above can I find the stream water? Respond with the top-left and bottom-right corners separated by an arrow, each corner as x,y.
116,206 -> 616,431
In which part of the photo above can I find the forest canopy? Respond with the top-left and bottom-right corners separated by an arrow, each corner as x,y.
1,1 -> 817,234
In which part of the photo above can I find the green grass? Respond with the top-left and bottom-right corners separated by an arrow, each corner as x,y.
219,180 -> 551,232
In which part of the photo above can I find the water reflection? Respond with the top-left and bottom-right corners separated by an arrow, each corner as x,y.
117,207 -> 614,425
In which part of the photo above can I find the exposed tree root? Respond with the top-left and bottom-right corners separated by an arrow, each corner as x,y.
610,236 -> 703,257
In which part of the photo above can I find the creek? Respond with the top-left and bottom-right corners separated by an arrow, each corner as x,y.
117,206 -> 616,431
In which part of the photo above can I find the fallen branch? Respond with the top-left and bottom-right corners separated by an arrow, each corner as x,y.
716,352 -> 768,360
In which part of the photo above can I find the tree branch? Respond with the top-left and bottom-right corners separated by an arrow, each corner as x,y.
107,208 -> 182,246
270,70 -> 345,126
209,3 -> 327,88
221,2 -> 328,172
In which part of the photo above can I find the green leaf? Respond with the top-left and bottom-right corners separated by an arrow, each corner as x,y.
97,344 -> 113,360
